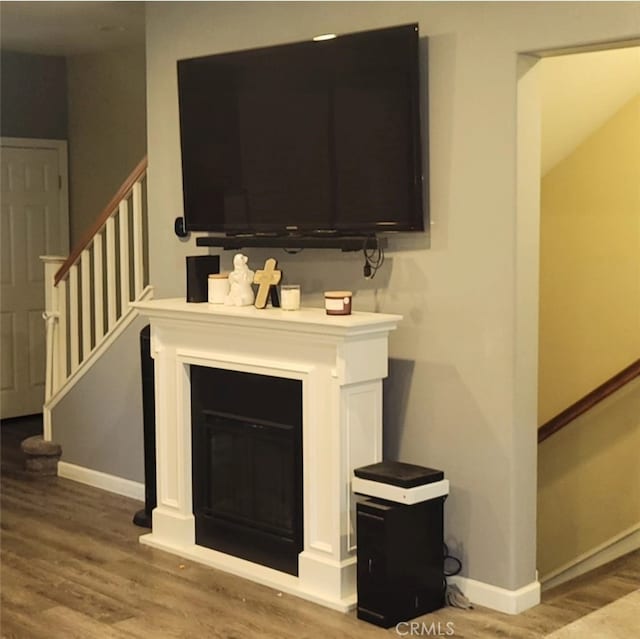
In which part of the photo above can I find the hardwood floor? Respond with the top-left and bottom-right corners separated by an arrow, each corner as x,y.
1,417 -> 638,638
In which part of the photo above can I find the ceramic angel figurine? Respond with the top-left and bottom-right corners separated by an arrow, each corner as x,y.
225,253 -> 255,306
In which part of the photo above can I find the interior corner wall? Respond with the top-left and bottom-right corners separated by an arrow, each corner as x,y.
0,50 -> 68,140
145,1 -> 640,594
538,94 -> 640,424
66,46 -> 147,247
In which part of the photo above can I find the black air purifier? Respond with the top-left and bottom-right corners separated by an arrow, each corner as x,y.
353,461 -> 448,628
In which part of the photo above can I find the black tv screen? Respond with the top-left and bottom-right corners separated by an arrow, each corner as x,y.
177,24 -> 425,235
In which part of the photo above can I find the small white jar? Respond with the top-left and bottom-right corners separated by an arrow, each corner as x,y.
281,285 -> 301,310
208,273 -> 229,304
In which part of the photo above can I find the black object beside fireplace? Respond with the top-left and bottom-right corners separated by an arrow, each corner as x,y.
191,366 -> 303,575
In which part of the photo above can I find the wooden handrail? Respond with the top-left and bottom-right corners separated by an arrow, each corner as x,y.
55,156 -> 148,285
538,358 -> 640,443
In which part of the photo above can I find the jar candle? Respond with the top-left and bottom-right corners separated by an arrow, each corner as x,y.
281,284 -> 301,311
324,290 -> 352,315
208,273 -> 229,304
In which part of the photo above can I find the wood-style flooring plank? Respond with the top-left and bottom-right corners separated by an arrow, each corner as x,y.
0,582 -> 58,618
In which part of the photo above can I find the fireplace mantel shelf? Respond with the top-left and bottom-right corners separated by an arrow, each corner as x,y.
133,294 -> 402,612
132,297 -> 402,337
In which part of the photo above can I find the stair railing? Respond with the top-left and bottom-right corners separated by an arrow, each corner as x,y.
42,157 -> 150,439
538,358 -> 640,443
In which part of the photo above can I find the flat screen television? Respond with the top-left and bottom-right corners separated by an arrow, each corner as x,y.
177,23 -> 426,236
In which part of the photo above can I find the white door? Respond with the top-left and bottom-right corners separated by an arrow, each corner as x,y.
1,142 -> 69,418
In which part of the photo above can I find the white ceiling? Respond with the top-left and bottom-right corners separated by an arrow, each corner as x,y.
540,46 -> 640,175
0,1 -> 145,56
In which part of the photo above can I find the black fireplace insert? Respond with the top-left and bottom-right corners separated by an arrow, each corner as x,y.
191,366 -> 303,575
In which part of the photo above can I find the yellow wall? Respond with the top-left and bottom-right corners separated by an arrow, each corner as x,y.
538,94 -> 640,425
537,378 -> 640,578
538,95 -> 640,578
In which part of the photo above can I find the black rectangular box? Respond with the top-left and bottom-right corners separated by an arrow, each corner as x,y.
354,461 -> 444,488
186,255 -> 220,303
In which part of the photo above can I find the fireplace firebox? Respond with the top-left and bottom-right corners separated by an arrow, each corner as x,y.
191,365 -> 303,575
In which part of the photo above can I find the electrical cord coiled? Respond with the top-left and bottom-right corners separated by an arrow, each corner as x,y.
443,542 -> 462,577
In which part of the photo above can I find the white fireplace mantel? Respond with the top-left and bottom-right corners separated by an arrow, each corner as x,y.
132,297 -> 401,611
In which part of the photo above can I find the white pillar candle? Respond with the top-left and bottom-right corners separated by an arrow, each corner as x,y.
208,274 -> 229,304
281,285 -> 301,310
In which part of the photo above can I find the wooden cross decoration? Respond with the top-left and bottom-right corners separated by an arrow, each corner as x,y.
253,258 -> 282,309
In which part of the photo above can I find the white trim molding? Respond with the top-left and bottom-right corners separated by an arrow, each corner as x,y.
541,523 -> 640,591
58,461 -> 145,501
448,575 -> 541,614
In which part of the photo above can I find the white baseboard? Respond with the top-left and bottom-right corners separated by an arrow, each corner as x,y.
541,523 -> 640,591
448,575 -> 541,614
58,461 -> 144,501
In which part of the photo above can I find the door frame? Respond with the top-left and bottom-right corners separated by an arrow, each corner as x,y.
1,136 -> 70,255
515,39 -> 639,588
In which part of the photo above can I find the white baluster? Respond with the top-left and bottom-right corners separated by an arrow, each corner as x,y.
93,232 -> 104,342
69,265 -> 80,373
106,216 -> 117,328
58,279 -> 67,384
81,249 -> 91,358
132,181 -> 144,298
42,317 -> 56,435
119,199 -> 130,309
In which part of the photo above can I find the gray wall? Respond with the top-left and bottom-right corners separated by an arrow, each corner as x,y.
52,316 -> 147,483
67,46 -> 147,246
145,1 -> 639,593
0,50 -> 68,139
1,47 -> 147,247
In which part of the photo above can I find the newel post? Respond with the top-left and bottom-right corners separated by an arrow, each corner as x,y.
40,255 -> 65,441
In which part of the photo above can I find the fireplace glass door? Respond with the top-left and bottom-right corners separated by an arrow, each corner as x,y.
191,366 -> 303,575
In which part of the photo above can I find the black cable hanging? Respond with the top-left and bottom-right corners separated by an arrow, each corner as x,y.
362,237 -> 385,279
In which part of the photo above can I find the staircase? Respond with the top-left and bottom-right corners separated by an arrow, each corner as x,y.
537,360 -> 640,588
41,157 -> 151,441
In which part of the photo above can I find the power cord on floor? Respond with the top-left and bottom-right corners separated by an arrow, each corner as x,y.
445,583 -> 473,609
443,543 -> 473,609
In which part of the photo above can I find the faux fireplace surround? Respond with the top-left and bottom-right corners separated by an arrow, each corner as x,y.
132,297 -> 401,611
